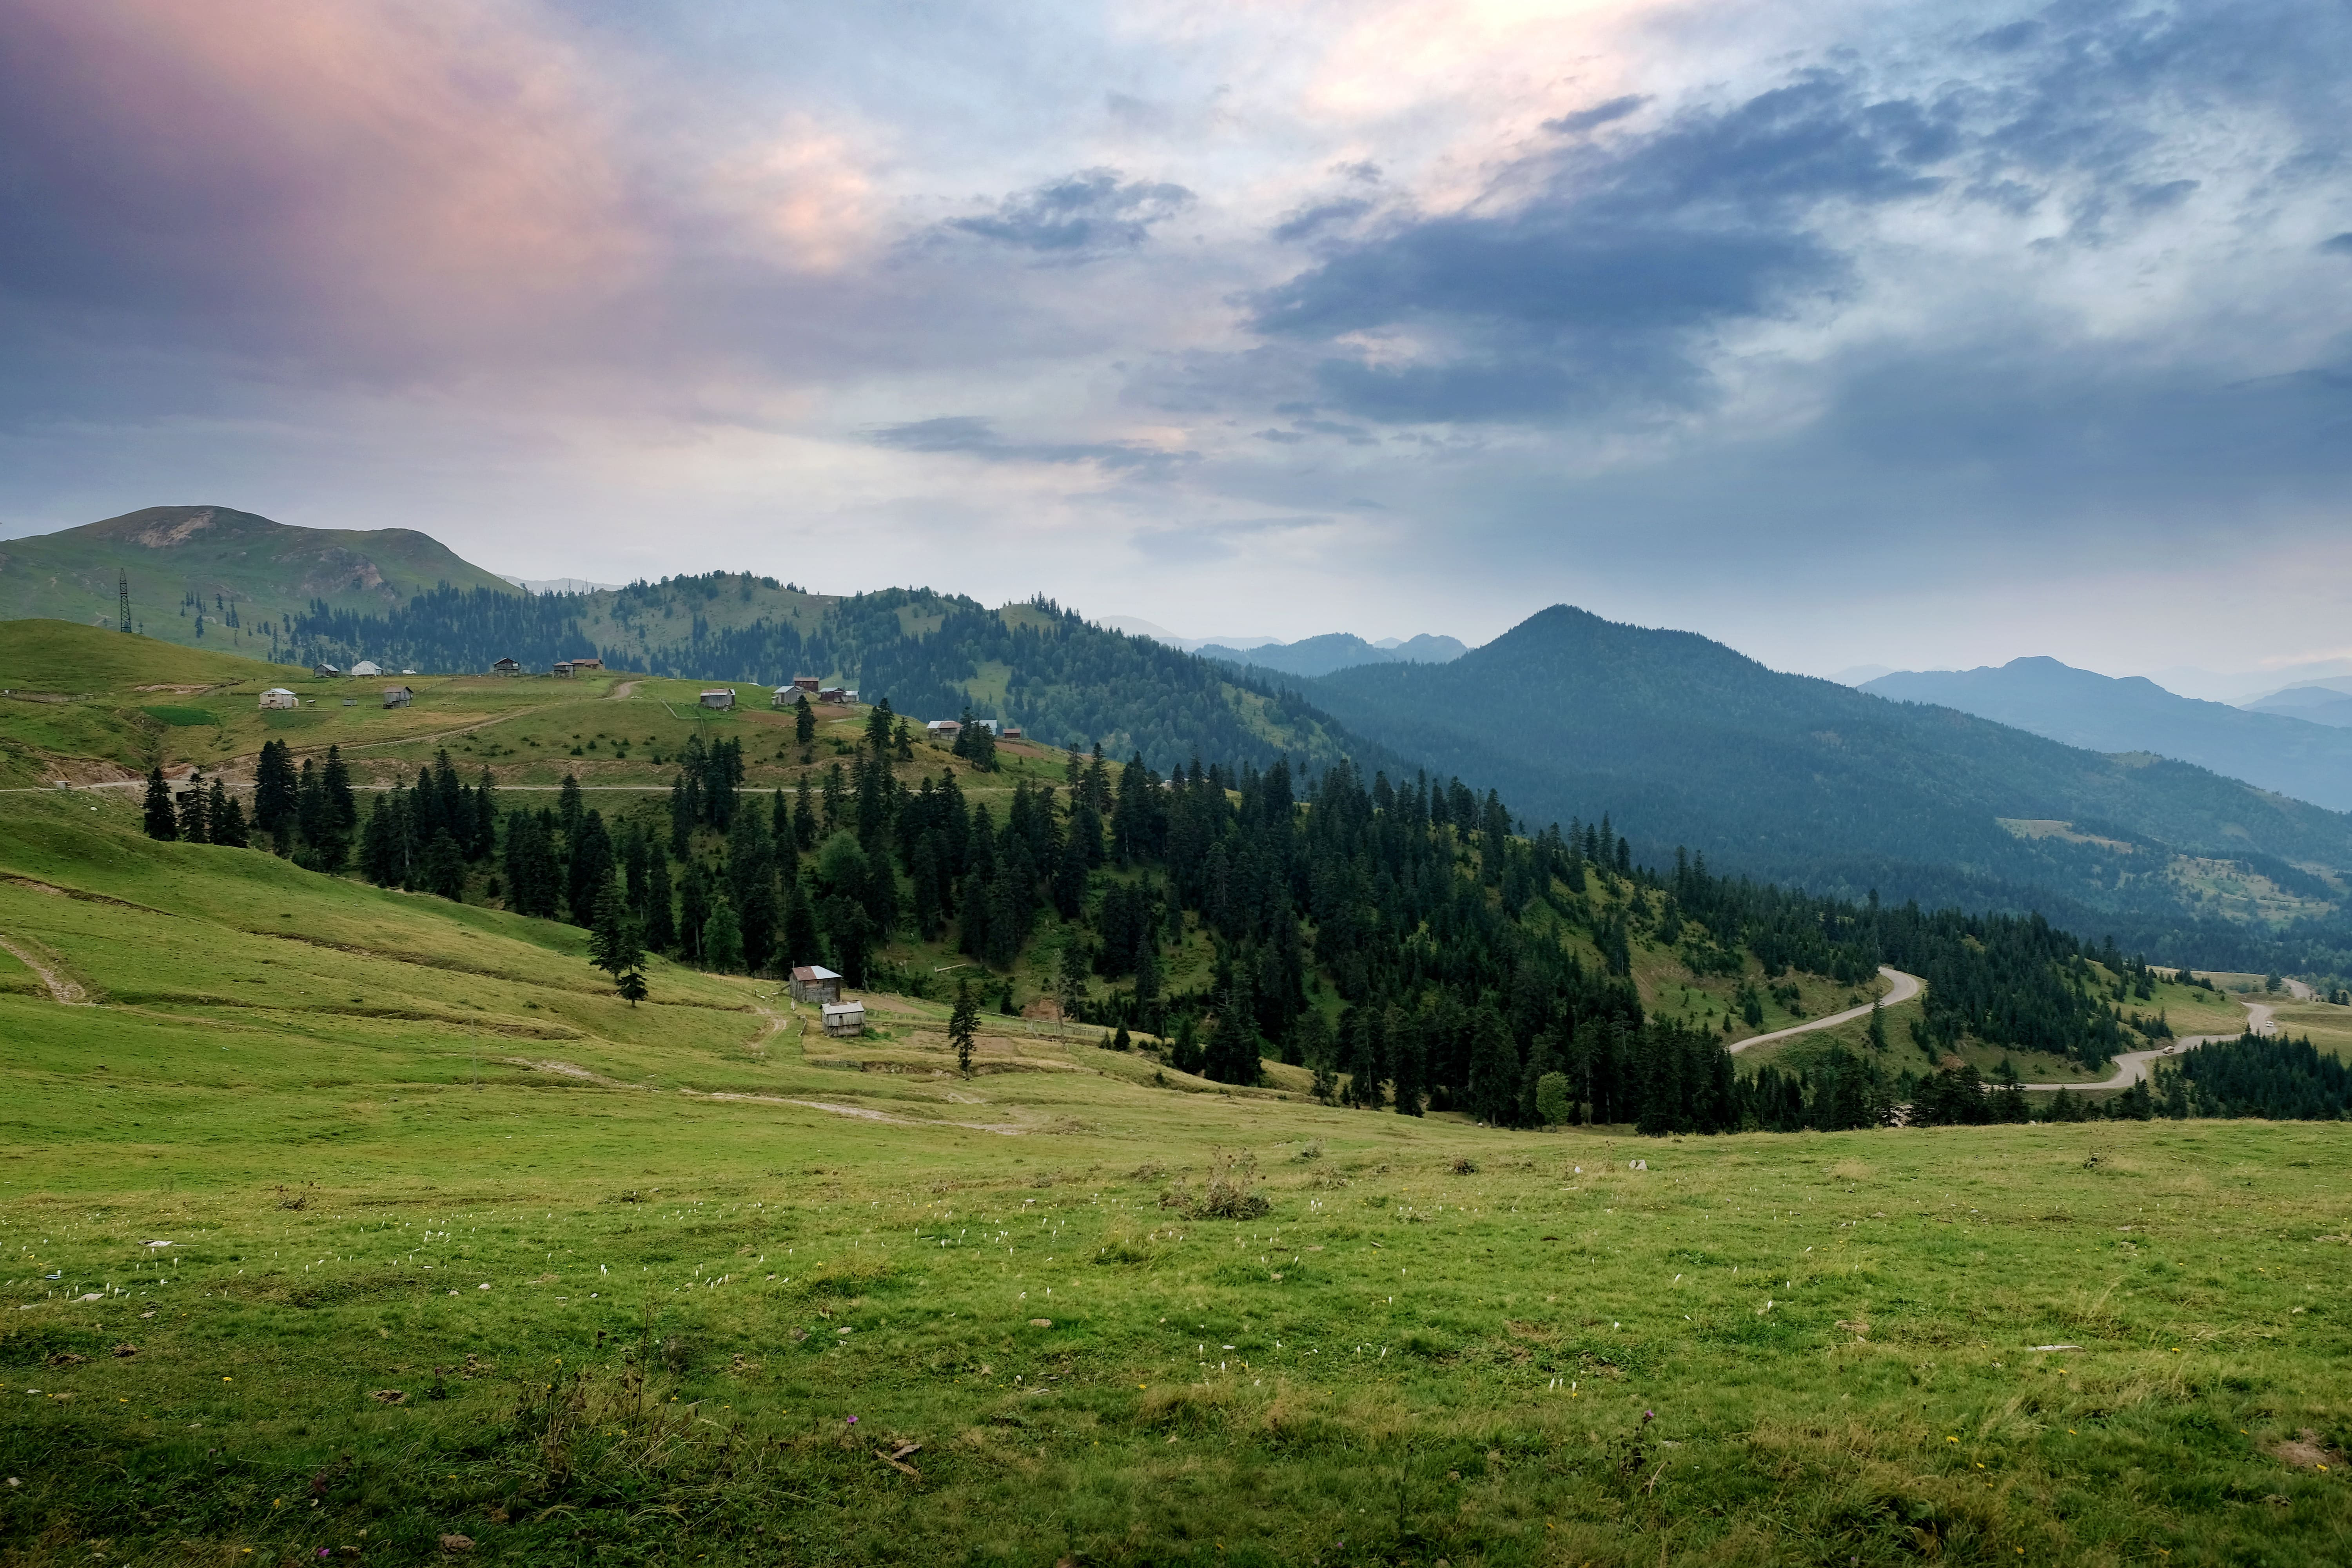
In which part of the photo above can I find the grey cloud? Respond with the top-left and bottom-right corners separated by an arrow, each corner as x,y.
1543,94 -> 1648,135
1271,199 -> 1373,243
2322,233 -> 2352,255
946,168 -> 1194,255
870,415 -> 1197,475
1238,3 -> 2352,428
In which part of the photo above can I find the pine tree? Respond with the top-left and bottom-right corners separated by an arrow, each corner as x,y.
423,829 -> 466,900
949,978 -> 979,1077
702,892 -> 744,972
1465,1010 -> 1519,1126
643,843 -> 677,953
207,778 -> 248,848
252,740 -> 298,849
176,771 -> 210,843
794,694 -> 816,745
1057,936 -> 1091,1019
142,768 -> 178,841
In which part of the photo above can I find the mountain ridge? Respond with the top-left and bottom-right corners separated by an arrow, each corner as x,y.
1861,656 -> 2352,811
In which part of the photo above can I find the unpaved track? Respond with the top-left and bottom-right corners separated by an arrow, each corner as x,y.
0,933 -> 89,1004
1728,966 -> 1922,1055
2022,998 -> 2276,1091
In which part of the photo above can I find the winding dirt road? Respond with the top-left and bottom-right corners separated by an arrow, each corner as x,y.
1728,965 -> 1923,1056
2021,998 -> 2276,1092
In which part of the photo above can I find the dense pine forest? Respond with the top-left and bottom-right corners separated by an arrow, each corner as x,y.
283,579 -> 1379,776
134,701 -> 2350,1133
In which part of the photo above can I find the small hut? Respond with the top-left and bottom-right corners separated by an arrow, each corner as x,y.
789,964 -> 842,1004
382,686 -> 413,708
259,688 -> 298,710
821,1001 -> 867,1038
699,688 -> 736,710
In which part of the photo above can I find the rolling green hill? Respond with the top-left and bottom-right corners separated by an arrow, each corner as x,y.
5,777 -> 2348,1563
287,581 -> 1387,776
0,505 -> 516,658
1297,606 -> 2352,971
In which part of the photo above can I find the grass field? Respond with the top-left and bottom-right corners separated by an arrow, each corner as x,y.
3,799 -> 2351,1565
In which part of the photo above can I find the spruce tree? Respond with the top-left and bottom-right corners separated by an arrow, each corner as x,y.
702,893 -> 744,972
643,843 -> 677,953
794,694 -> 816,745
949,978 -> 979,1077
208,779 -> 248,848
252,740 -> 298,848
176,772 -> 210,842
141,768 -> 178,841
423,829 -> 466,900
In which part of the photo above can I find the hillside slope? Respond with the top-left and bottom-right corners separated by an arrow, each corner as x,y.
0,505 -> 516,657
287,582 -> 1389,775
1298,606 -> 2352,963
1864,657 -> 2352,810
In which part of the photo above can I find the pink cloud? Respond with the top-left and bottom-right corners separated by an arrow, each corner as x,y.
4,0 -> 650,374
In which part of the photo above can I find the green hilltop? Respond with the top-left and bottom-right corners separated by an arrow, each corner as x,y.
0,504 -> 515,657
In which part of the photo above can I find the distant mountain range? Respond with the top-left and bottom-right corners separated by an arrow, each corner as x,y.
2246,681 -> 2352,729
1276,607 -> 2352,967
1860,657 -> 2352,811
1196,631 -> 1468,677
10,505 -> 2352,969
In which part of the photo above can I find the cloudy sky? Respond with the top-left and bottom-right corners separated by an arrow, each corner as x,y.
3,0 -> 2349,681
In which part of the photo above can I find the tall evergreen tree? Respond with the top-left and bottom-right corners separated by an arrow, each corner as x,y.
642,842 -> 677,953
252,740 -> 298,848
176,771 -> 210,843
142,767 -> 178,841
949,978 -> 979,1077
207,777 -> 248,848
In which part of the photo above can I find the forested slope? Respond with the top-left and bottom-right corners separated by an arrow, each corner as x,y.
287,579 -> 1381,776
148,697 -> 2239,1134
1298,606 -> 2352,971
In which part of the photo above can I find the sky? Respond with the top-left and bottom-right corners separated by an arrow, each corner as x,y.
2,0 -> 2350,682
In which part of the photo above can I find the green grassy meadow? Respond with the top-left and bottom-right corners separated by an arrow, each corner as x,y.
2,797 -> 2350,1565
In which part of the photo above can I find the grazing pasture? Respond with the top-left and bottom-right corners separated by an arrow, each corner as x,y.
0,801 -> 2348,1564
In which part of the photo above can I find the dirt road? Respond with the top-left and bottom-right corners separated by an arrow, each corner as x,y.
1728,966 -> 1923,1056
2022,997 -> 2275,1091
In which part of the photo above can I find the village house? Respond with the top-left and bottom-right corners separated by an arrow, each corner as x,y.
552,661 -> 572,677
818,687 -> 849,705
789,964 -> 842,1004
492,657 -> 521,676
791,676 -> 820,693
821,1000 -> 867,1038
771,685 -> 800,708
382,685 -> 413,708
258,688 -> 298,710
1002,726 -> 1023,740
699,688 -> 735,710
312,662 -> 342,678
350,659 -> 381,677
570,657 -> 604,672
925,719 -> 961,738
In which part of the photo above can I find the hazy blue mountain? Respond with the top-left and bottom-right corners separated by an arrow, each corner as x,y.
2247,684 -> 2352,729
1290,606 -> 2352,966
1860,657 -> 2352,811
1198,630 -> 1468,677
